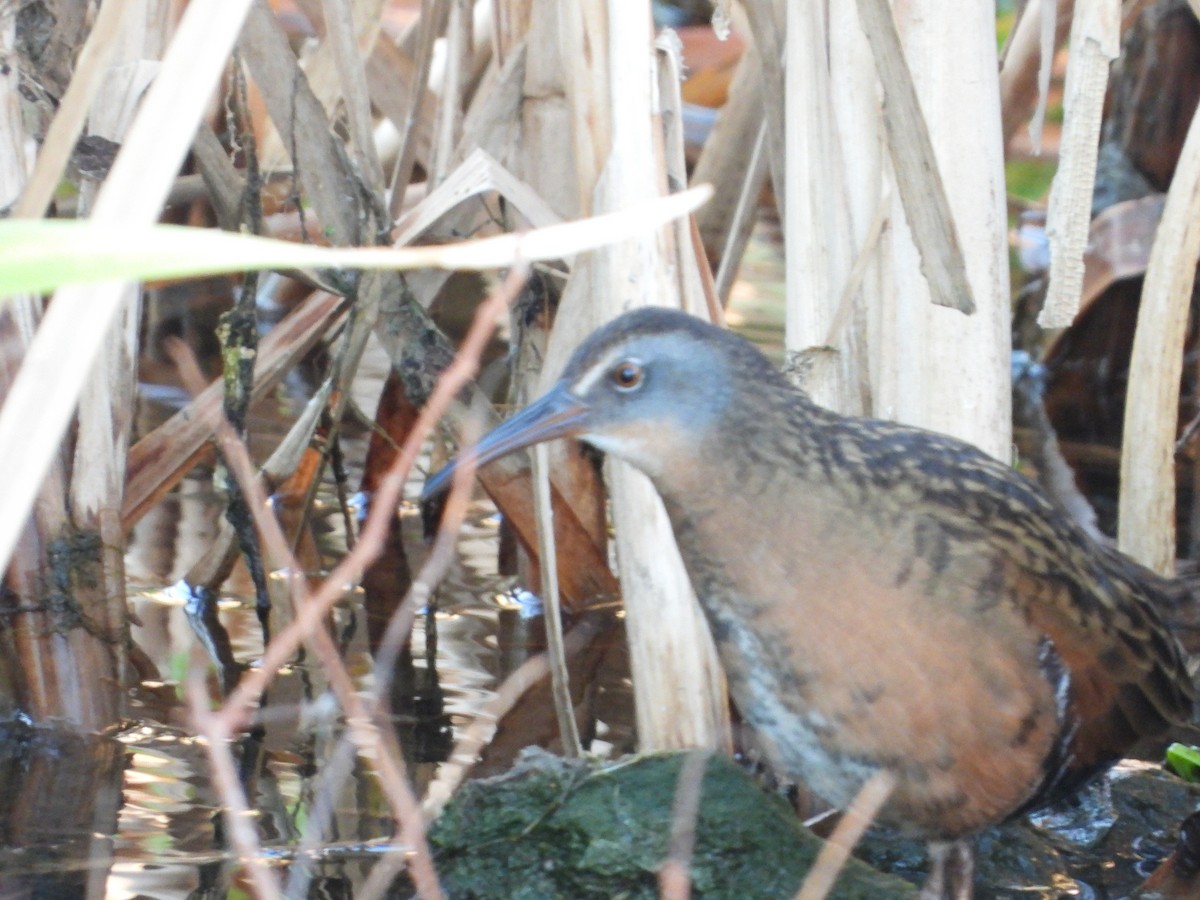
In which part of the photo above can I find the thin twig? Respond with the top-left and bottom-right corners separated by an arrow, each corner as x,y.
658,750 -> 713,900
714,120 -> 769,307
187,648 -> 283,899
533,441 -> 583,757
418,607 -> 616,819
421,647 -> 552,817
794,770 -> 896,900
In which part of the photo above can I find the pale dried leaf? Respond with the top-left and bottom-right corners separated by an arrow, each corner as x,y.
1039,0 -> 1119,328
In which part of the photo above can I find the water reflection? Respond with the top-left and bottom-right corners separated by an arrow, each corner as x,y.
0,452 -> 630,898
0,725 -> 123,898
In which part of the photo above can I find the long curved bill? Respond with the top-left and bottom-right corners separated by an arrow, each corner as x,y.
422,384 -> 591,499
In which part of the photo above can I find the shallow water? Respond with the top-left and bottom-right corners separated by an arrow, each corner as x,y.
0,479 -> 613,897
0,288 -> 627,895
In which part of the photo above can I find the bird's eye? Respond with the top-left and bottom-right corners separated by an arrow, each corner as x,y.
611,360 -> 644,391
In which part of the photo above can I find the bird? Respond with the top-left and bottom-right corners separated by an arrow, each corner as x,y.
423,306 -> 1196,898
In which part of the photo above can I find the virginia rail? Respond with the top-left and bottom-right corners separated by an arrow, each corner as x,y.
424,307 -> 1196,897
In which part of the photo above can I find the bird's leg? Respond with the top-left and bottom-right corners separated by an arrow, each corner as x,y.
921,840 -> 974,900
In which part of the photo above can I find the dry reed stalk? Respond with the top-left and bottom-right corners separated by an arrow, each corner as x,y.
740,0 -> 786,211
555,0 -> 609,213
322,0 -> 387,187
549,0 -> 730,753
240,2 -> 364,245
513,0 -> 578,217
258,0 -> 385,173
0,7 -> 24,212
855,0 -> 976,316
1040,0 -> 1120,328
0,0 -> 255,583
12,0 -> 136,218
457,1 -> 497,109
786,2 -> 1009,450
656,34 -> 716,321
0,10 -> 64,722
1,0 -> 212,728
2,311 -> 122,724
821,4 -> 884,417
2,450 -> 118,727
785,1 -> 863,413
452,38 -> 526,168
1118,100 -> 1200,575
67,0 -> 175,724
494,0 -> 532,63
193,125 -> 249,229
691,38 -> 769,302
873,2 -> 1012,460
67,295 -> 139,702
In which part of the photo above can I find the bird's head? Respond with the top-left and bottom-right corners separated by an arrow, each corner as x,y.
423,307 -> 766,496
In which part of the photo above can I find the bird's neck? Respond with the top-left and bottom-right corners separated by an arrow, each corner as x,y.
647,392 -> 898,612
648,388 -> 851,502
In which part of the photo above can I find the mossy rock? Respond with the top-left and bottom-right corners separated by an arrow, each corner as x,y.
423,748 -> 916,899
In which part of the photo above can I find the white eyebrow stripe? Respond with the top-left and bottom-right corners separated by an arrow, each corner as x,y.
570,345 -> 625,395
